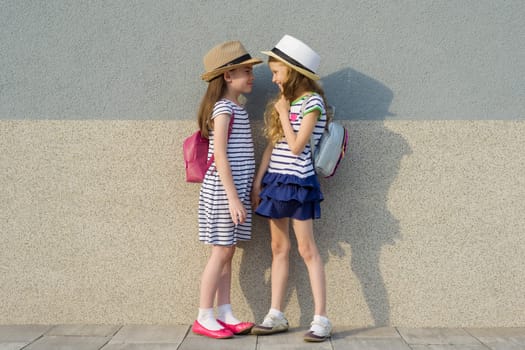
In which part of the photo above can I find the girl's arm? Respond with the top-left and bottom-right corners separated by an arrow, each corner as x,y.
275,95 -> 319,155
213,113 -> 246,225
251,143 -> 273,209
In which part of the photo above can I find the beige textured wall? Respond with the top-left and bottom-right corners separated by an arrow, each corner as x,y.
2,120 -> 524,327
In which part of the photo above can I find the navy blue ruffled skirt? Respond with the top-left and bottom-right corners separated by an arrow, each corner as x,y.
255,172 -> 323,220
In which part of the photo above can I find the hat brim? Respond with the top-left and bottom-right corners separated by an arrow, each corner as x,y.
261,50 -> 320,81
201,57 -> 263,82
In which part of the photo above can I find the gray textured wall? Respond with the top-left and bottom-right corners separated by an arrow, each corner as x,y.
2,1 -> 523,120
1,1 -> 525,327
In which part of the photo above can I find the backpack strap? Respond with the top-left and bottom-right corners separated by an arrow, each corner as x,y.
299,94 -> 318,168
207,111 -> 234,167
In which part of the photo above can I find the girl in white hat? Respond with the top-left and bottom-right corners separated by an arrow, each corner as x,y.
192,41 -> 262,339
251,35 -> 333,342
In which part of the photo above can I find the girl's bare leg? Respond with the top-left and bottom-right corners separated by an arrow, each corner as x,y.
292,219 -> 326,316
269,217 -> 291,311
199,245 -> 235,308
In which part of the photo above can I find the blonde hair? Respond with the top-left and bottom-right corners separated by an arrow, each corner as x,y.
264,57 -> 331,145
197,76 -> 227,138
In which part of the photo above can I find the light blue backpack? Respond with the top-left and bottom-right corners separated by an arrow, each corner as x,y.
303,99 -> 348,178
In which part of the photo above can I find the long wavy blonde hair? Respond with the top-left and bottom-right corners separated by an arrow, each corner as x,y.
264,57 -> 331,145
197,76 -> 227,138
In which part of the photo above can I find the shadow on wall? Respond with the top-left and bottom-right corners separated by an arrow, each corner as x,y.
244,65 -> 275,120
239,67 -> 411,326
245,66 -> 396,120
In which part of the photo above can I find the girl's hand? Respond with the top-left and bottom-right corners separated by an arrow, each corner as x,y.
251,183 -> 261,210
229,197 -> 247,225
275,95 -> 290,122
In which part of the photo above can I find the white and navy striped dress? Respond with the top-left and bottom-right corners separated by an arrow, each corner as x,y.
198,99 -> 255,245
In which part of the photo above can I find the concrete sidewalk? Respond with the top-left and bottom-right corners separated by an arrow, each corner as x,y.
1,324 -> 524,350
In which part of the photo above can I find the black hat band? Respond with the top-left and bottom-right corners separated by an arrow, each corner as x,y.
270,48 -> 315,74
218,54 -> 253,69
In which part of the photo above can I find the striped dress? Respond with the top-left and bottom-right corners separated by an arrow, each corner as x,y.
198,99 -> 255,245
255,93 -> 327,220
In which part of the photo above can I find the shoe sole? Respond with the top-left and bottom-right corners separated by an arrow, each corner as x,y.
251,326 -> 289,335
192,329 -> 233,339
303,331 -> 331,342
303,335 -> 329,342
235,326 -> 254,335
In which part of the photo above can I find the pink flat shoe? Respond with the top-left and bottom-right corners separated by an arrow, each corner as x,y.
192,320 -> 233,339
217,319 -> 254,335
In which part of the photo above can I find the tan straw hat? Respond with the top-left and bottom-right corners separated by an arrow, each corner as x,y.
261,35 -> 321,80
201,41 -> 262,82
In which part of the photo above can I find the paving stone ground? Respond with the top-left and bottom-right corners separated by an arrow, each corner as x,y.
0,325 -> 524,350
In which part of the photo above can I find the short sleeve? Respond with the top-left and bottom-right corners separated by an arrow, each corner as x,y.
212,100 -> 233,120
303,94 -> 325,119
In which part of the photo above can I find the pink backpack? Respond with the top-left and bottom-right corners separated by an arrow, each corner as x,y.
183,114 -> 234,183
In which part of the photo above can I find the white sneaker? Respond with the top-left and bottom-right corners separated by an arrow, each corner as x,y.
251,313 -> 289,335
303,317 -> 332,342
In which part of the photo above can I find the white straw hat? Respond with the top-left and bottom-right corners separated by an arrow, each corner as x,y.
261,35 -> 320,80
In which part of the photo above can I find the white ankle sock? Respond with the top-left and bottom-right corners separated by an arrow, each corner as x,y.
197,308 -> 222,330
217,304 -> 240,325
268,308 -> 284,318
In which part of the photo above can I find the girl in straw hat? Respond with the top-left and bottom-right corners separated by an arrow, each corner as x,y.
251,35 -> 332,342
192,41 -> 262,339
